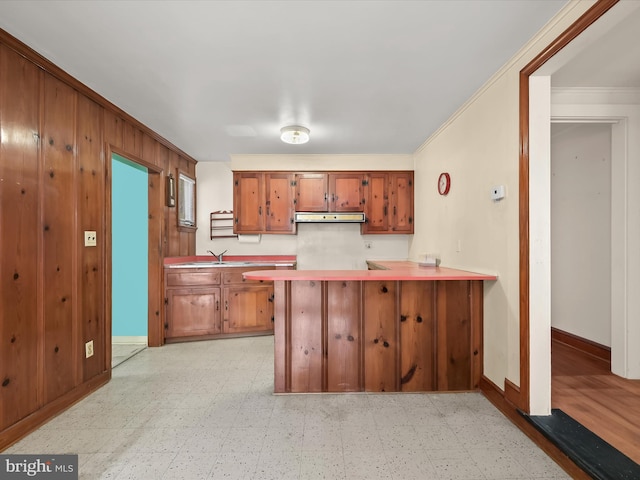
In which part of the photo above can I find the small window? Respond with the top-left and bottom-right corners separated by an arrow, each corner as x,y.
178,172 -> 196,228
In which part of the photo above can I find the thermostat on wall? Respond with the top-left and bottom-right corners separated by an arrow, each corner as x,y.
491,185 -> 506,201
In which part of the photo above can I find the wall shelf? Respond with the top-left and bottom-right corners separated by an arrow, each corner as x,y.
210,210 -> 237,239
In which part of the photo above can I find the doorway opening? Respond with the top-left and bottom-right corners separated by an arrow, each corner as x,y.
105,146 -> 165,371
111,153 -> 149,367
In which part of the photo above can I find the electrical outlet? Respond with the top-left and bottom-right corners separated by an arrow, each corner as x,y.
85,340 -> 94,358
364,241 -> 372,249
84,231 -> 97,247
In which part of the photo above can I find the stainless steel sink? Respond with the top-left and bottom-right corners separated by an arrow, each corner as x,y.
168,261 -> 256,268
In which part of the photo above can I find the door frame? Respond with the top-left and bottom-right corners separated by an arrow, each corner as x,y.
105,145 -> 165,370
517,0 -> 619,413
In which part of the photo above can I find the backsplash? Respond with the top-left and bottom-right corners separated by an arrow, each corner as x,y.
296,223 -> 369,270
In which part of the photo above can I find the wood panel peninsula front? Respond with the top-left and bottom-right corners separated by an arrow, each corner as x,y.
243,261 -> 497,394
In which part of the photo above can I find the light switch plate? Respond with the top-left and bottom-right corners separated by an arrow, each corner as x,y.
84,231 -> 97,247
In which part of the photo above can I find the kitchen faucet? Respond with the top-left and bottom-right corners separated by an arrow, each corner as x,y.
207,249 -> 228,263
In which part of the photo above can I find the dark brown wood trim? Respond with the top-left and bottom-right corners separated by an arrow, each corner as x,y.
518,0 -> 619,414
551,327 -> 611,363
504,377 -> 521,407
0,371 -> 110,451
479,375 -> 592,480
106,146 -> 165,351
0,28 -> 197,165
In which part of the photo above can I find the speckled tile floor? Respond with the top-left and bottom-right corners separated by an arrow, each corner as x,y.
112,343 -> 146,368
5,336 -> 570,479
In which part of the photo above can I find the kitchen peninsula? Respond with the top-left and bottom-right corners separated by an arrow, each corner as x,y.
243,261 -> 497,394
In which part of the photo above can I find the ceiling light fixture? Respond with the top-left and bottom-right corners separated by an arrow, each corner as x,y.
280,125 -> 310,145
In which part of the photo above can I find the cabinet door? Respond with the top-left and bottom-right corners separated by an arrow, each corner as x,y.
166,287 -> 221,338
330,173 -> 364,212
389,172 -> 414,233
233,172 -> 264,233
295,173 -> 328,211
224,285 -> 274,334
362,172 -> 389,233
265,173 -> 295,233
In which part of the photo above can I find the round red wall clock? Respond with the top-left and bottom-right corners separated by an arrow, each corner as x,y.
438,172 -> 451,195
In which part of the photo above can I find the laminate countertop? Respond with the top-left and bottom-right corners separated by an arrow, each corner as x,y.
243,260 -> 497,281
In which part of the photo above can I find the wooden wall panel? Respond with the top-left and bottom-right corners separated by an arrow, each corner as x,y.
0,46 -> 42,430
76,94 -> 105,381
144,140 -> 164,347
399,281 -> 435,391
289,281 -> 324,392
0,29 -> 197,448
326,281 -> 362,392
363,281 -> 398,391
436,281 -> 472,390
123,122 -> 142,157
167,151 -> 180,256
42,75 -> 78,403
103,110 -> 123,150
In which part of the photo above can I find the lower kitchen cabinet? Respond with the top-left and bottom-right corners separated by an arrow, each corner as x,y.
222,268 -> 274,334
164,265 -> 283,342
166,287 -> 221,338
224,285 -> 273,334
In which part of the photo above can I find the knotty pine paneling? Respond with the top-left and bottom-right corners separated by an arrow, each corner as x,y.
0,46 -> 42,430
326,281 -> 362,392
0,29 -> 197,448
289,281 -> 324,392
123,122 -> 142,157
436,281 -> 472,390
42,75 -> 78,403
363,281 -> 398,391
76,94 -> 105,381
103,109 -> 123,149
167,150 -> 180,257
399,281 -> 436,391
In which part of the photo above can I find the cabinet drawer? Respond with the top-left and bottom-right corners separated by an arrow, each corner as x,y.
223,267 -> 272,285
166,270 -> 221,287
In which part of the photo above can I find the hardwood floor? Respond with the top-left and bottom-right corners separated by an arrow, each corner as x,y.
552,339 -> 640,464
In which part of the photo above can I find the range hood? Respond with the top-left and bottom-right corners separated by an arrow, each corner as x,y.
294,212 -> 366,223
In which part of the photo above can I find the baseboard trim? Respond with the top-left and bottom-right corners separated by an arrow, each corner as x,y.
479,375 -> 592,480
551,327 -> 610,363
112,335 -> 148,345
504,378 -> 520,408
0,371 -> 110,451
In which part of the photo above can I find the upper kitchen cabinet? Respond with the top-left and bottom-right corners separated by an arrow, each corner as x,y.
362,171 -> 414,234
233,172 -> 296,234
295,172 -> 365,212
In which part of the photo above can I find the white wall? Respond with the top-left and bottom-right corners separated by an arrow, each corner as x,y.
196,155 -> 413,267
551,123 -> 611,347
410,0 -> 595,392
551,88 -> 640,378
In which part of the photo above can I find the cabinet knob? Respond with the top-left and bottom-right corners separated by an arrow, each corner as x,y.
225,300 -> 228,310
216,300 -> 219,311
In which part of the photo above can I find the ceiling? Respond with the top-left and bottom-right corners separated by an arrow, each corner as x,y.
2,0 -> 621,163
